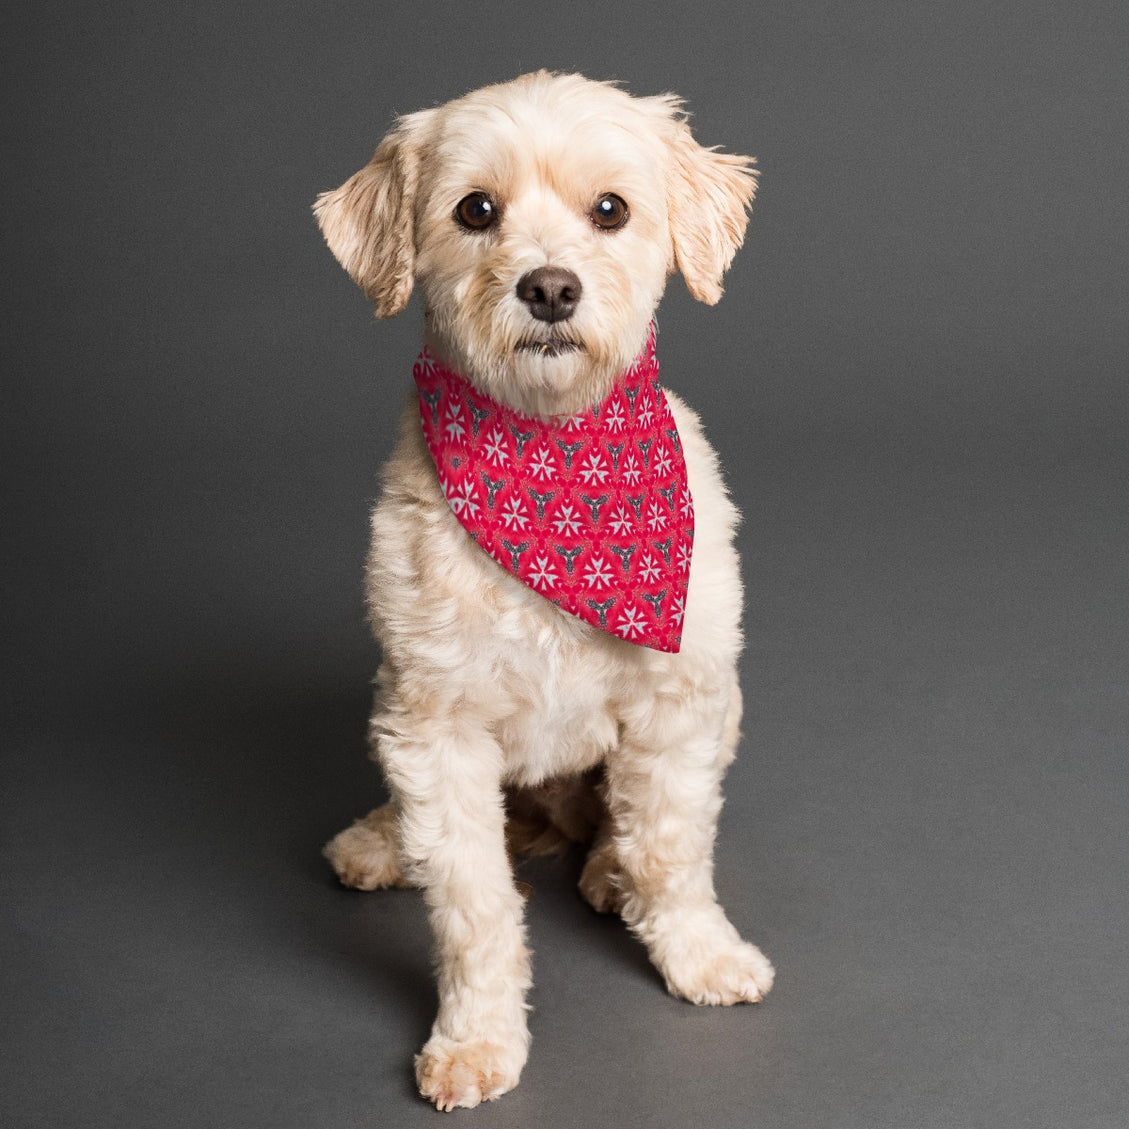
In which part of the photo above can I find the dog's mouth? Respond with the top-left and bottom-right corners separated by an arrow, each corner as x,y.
514,336 -> 585,358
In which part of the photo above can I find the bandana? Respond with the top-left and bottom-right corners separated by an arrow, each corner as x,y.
414,326 -> 693,652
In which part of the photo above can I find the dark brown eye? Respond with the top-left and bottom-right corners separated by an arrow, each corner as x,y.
591,193 -> 628,230
455,192 -> 498,231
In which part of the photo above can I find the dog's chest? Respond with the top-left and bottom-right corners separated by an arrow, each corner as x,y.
493,650 -> 621,786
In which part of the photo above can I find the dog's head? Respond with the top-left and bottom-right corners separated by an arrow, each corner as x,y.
315,71 -> 757,415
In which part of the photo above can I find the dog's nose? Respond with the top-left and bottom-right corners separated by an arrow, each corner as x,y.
516,267 -> 582,323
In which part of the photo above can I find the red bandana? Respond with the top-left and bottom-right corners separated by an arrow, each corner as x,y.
414,327 -> 693,652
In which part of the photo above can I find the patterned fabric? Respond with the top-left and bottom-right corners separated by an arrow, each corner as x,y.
413,327 -> 693,653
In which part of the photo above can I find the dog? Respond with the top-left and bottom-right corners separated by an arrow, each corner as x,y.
314,71 -> 773,1111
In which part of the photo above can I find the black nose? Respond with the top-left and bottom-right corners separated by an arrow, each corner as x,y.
516,266 -> 582,323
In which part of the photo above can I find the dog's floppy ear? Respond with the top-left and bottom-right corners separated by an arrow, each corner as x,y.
665,117 -> 758,305
313,110 -> 432,319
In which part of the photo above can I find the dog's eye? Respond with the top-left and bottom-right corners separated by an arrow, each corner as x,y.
455,193 -> 498,231
590,194 -> 629,231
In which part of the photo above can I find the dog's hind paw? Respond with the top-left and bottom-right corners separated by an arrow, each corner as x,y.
322,803 -> 410,890
415,1039 -> 524,1111
578,840 -> 625,915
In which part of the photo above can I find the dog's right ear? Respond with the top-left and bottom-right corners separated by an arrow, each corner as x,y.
313,111 -> 432,319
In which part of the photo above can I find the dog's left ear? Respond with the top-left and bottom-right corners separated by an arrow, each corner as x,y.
313,110 -> 433,318
665,119 -> 758,305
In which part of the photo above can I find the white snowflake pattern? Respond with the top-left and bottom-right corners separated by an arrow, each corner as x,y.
552,503 -> 583,535
616,603 -> 648,640
677,540 -> 692,569
500,495 -> 528,529
638,553 -> 662,584
448,480 -> 479,517
671,594 -> 685,625
443,400 -> 466,440
621,455 -> 642,486
680,492 -> 693,518
646,501 -> 668,531
528,445 -> 556,480
607,505 -> 634,535
605,398 -> 627,433
636,394 -> 655,428
654,443 -> 673,477
528,554 -> 558,590
482,426 -> 510,465
578,451 -> 609,485
583,555 -> 615,588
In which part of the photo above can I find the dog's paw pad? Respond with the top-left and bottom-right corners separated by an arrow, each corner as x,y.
415,1041 -> 521,1111
665,939 -> 775,1006
322,808 -> 408,891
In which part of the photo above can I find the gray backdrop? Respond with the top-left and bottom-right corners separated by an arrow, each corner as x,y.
4,2 -> 1127,1127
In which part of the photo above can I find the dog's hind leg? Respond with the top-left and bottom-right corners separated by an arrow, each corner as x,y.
504,767 -> 605,859
578,818 -> 626,915
323,802 -> 412,891
605,673 -> 775,1005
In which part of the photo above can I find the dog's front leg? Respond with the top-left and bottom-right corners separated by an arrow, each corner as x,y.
607,679 -> 775,1006
380,718 -> 531,1110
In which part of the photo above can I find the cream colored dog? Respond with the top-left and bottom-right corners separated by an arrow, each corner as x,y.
315,71 -> 773,1111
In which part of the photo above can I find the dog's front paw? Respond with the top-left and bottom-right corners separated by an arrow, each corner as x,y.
659,934 -> 776,1007
322,804 -> 410,891
661,935 -> 775,1006
415,1038 -> 524,1111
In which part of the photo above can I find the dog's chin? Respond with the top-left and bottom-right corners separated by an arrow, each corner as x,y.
425,322 -> 629,417
503,343 -> 599,416
494,332 -> 644,417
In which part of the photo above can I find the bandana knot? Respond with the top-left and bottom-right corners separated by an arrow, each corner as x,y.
414,327 -> 693,652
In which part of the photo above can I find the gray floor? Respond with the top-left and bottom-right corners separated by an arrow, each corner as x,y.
4,2 -> 1127,1126
5,433 -> 1127,1128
